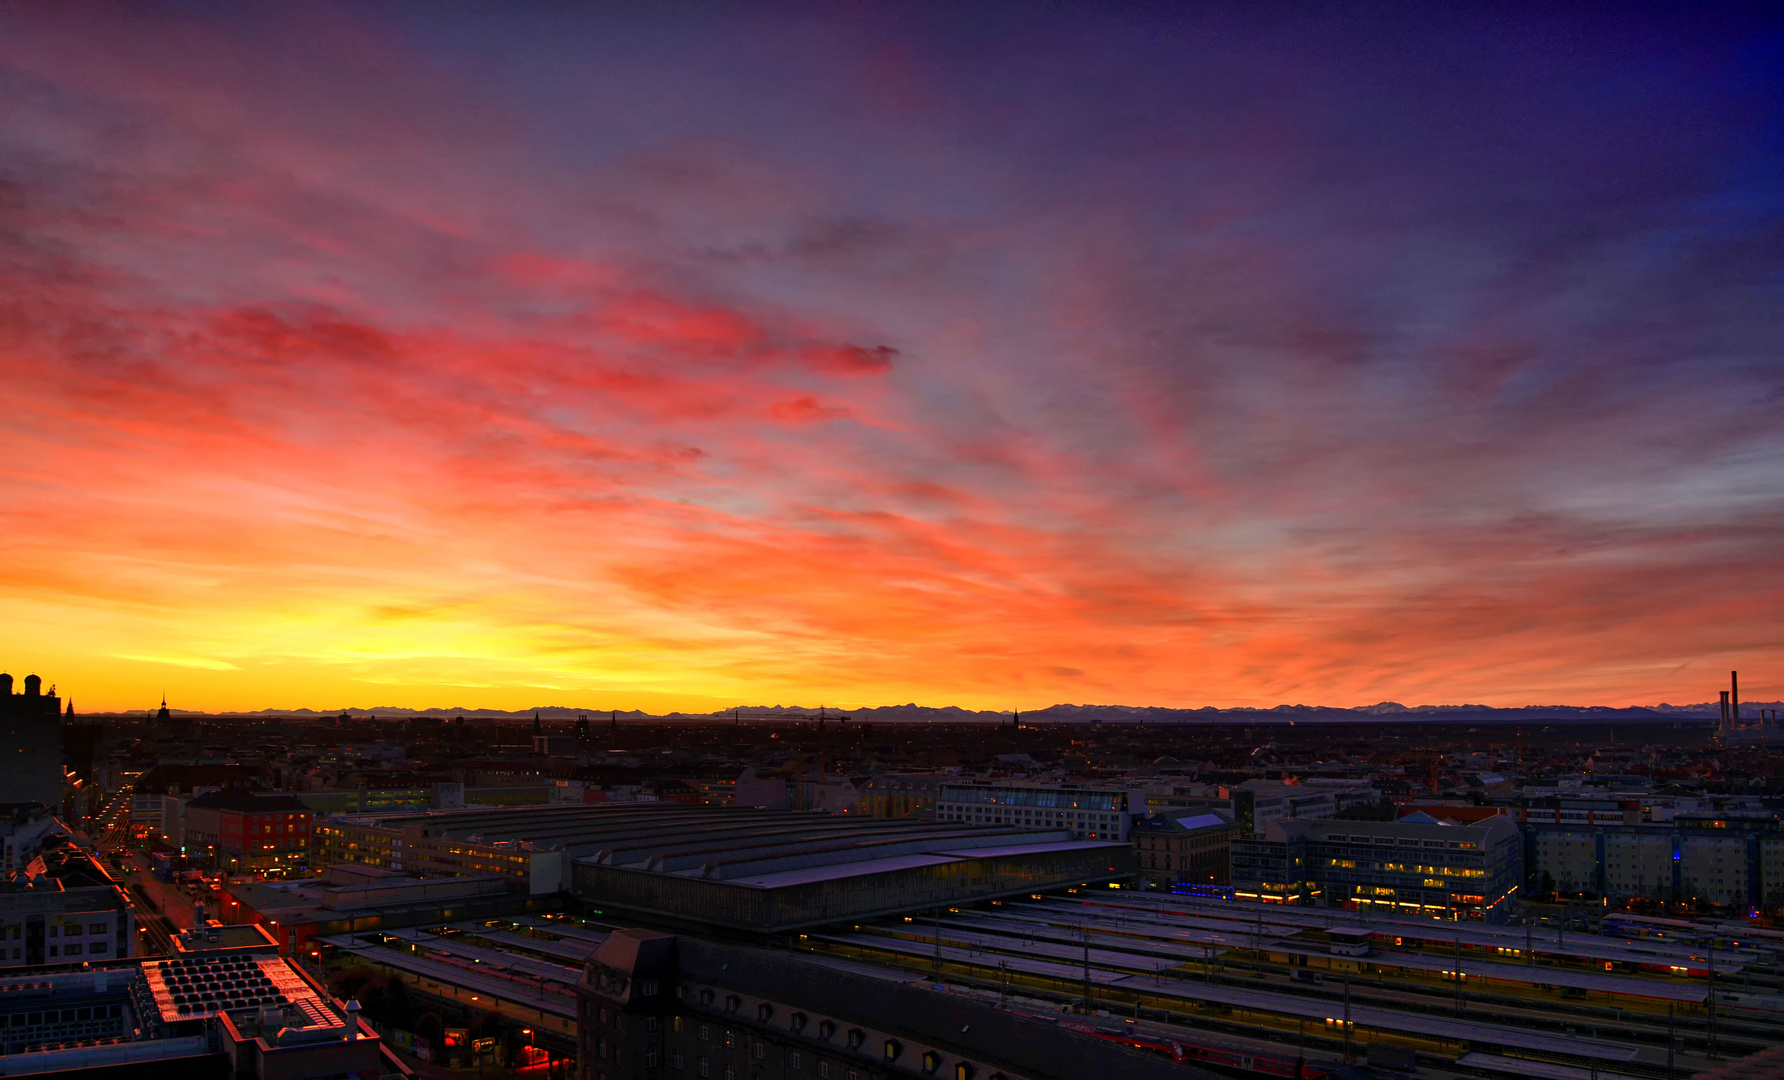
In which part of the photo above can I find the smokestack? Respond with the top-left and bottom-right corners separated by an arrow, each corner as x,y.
1721,692 -> 1731,730
1731,670 -> 1740,725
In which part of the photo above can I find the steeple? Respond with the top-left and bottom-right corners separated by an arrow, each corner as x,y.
157,695 -> 170,722
533,710 -> 542,734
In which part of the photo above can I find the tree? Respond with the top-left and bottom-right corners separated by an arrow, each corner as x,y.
414,1010 -> 445,1052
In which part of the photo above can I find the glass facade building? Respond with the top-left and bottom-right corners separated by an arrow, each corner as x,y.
1232,815 -> 1523,922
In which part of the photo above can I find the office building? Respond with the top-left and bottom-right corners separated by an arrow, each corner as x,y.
0,848 -> 134,968
1232,815 -> 1522,921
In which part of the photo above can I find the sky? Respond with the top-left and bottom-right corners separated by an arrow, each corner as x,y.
1,4 -> 1781,714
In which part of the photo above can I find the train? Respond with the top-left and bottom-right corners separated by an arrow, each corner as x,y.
1060,1019 -> 1351,1079
1712,990 -> 1784,1020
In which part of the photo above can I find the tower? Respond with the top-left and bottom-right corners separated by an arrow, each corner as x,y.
0,671 -> 64,804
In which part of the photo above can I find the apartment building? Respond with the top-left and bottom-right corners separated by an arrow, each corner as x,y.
1527,818 -> 1784,907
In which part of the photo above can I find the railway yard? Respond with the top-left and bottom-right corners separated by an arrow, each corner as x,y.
309,892 -> 1784,1080
798,891 -> 1784,1080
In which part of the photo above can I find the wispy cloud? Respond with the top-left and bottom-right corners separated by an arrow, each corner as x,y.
113,655 -> 241,672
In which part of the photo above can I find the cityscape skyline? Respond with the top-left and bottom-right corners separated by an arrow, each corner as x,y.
3,5 -> 1782,714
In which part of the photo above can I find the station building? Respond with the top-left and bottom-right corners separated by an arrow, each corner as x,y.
309,803 -> 1133,933
564,804 -> 1132,933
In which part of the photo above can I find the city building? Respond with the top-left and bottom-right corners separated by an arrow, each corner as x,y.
574,928 -> 1210,1080
733,767 -> 789,809
128,763 -> 270,844
1,805 -> 70,877
934,781 -> 1138,840
221,864 -> 541,956
313,805 -> 574,893
1131,810 -> 1235,889
0,848 -> 135,967
568,804 -> 1133,934
854,774 -> 949,819
792,773 -> 861,814
181,789 -> 312,875
0,921 -> 409,1078
0,673 -> 62,806
1149,781 -> 1351,839
1526,818 -> 1784,907
1231,815 -> 1522,921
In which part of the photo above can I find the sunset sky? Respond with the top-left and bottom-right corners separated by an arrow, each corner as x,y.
2,5 -> 1781,714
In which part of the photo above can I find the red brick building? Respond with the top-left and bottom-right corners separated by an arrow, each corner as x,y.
183,789 -> 312,875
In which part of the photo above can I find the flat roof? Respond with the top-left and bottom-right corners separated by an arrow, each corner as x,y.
729,853 -> 964,889
1457,1052 -> 1649,1080
1079,894 -> 1749,971
936,840 -> 1119,859
317,935 -> 578,1019
143,953 -> 332,1026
